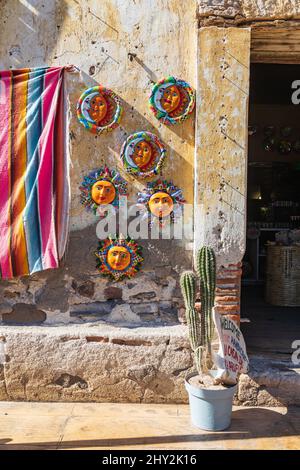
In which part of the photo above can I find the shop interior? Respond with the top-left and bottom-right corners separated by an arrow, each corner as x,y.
241,63 -> 300,356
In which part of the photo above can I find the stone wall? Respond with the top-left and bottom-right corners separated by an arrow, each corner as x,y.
0,324 -> 192,402
0,0 -> 196,326
197,0 -> 300,25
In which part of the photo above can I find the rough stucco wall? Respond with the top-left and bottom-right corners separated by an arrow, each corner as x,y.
197,0 -> 300,22
195,26 -> 250,267
0,0 -> 197,325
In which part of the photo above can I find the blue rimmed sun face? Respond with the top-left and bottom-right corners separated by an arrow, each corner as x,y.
77,85 -> 123,134
95,236 -> 143,281
149,77 -> 195,126
120,131 -> 166,179
79,168 -> 127,215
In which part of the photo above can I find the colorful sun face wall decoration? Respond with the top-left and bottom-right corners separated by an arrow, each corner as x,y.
149,77 -> 195,125
95,235 -> 143,281
120,131 -> 166,179
137,179 -> 185,227
77,85 -> 123,134
79,167 -> 128,216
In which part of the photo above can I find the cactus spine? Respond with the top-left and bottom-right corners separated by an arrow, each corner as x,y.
180,246 -> 216,375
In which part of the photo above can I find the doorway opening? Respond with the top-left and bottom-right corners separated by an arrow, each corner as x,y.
242,63 -> 300,356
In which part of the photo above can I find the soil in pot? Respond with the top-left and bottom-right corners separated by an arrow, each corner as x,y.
188,374 -> 230,390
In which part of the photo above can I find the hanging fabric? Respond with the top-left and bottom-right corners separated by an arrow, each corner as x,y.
0,66 -> 70,279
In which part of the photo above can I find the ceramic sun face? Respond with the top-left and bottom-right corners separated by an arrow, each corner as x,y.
137,179 -> 185,227
161,85 -> 181,114
120,131 -> 166,179
91,180 -> 116,205
148,191 -> 174,218
95,235 -> 143,281
107,245 -> 131,271
77,85 -> 123,134
131,140 -> 153,170
88,93 -> 108,124
149,77 -> 195,125
79,168 -> 127,215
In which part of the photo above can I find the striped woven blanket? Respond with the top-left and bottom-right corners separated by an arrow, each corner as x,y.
0,67 -> 70,279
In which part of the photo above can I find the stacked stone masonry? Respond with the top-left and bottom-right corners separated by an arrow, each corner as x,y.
197,1 -> 300,25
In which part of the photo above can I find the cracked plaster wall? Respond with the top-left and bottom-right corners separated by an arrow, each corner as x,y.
1,1 -> 290,326
0,0 -> 197,325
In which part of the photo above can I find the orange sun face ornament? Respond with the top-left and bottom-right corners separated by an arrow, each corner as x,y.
95,236 -> 143,281
88,93 -> 108,124
77,85 -> 123,134
91,180 -> 116,206
107,246 -> 131,271
148,192 -> 174,219
137,179 -> 185,227
131,140 -> 153,170
120,131 -> 166,179
79,168 -> 128,216
149,77 -> 195,125
161,85 -> 181,114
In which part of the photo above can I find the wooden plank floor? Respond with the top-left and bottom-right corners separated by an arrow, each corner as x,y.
0,402 -> 299,450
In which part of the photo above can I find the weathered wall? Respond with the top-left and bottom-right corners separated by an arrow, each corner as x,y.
0,0 -> 197,325
197,0 -> 300,25
0,323 -> 193,403
195,27 -> 250,320
1,1 -> 298,405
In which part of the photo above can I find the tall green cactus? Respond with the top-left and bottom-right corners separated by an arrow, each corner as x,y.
196,246 -> 216,346
180,246 -> 216,375
180,271 -> 203,373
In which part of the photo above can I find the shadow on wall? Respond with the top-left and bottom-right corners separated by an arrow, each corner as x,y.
0,0 -> 68,69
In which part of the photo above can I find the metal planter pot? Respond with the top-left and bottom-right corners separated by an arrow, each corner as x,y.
185,372 -> 237,431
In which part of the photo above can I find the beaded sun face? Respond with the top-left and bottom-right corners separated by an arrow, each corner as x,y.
95,235 -> 143,281
137,179 -> 185,227
120,131 -> 166,179
79,167 -> 127,215
149,77 -> 195,125
77,85 -> 123,134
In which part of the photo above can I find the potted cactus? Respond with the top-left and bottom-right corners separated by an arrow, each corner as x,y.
180,246 -> 240,431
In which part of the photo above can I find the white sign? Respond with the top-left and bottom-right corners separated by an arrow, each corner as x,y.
212,309 -> 249,385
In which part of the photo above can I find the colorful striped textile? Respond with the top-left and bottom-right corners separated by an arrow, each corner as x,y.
0,67 -> 70,279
